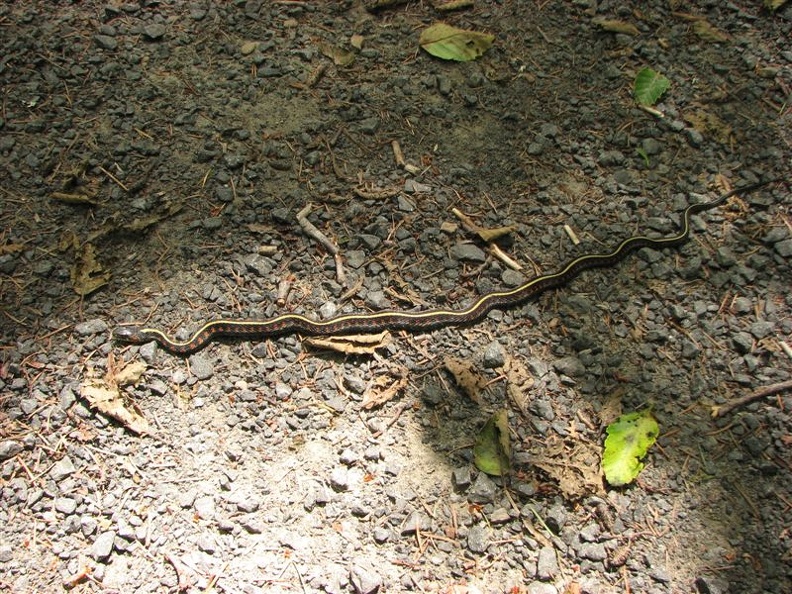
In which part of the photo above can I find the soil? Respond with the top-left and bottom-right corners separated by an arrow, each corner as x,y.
1,2 -> 790,594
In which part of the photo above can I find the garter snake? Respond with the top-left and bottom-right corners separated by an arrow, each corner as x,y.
115,179 -> 779,355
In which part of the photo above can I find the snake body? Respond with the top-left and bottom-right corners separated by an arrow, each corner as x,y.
114,180 -> 778,355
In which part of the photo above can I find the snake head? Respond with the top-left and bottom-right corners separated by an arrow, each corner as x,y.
113,326 -> 149,344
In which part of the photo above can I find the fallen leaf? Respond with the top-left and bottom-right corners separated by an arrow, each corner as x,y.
692,20 -> 730,43
113,361 -> 147,387
305,331 -> 391,355
524,435 -> 604,498
419,23 -> 494,62
81,379 -> 153,435
592,18 -> 640,36
473,409 -> 511,476
71,243 -> 110,296
476,225 -> 515,242
684,108 -> 732,144
50,192 -> 98,206
503,355 -> 534,415
350,34 -> 365,49
602,409 -> 659,486
634,67 -> 670,107
319,43 -> 355,66
361,366 -> 408,409
443,356 -> 487,404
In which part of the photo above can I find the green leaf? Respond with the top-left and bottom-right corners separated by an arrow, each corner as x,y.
419,23 -> 494,62
633,68 -> 670,107
473,409 -> 511,476
602,410 -> 659,486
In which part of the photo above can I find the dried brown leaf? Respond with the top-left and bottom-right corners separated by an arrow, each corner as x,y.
443,356 -> 487,404
305,331 -> 391,355
81,379 -> 153,435
592,18 -> 640,36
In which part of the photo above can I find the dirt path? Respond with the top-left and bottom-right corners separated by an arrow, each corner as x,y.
1,2 -> 790,593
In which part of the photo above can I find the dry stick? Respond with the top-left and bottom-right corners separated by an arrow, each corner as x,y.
451,207 -> 522,270
296,204 -> 347,286
711,379 -> 792,418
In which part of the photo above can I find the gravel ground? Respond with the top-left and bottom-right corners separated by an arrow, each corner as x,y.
1,2 -> 791,593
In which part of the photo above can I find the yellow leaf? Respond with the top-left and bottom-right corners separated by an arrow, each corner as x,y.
592,18 -> 640,36
692,20 -> 730,43
419,23 -> 494,62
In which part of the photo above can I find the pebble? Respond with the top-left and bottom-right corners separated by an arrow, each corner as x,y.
350,563 -> 382,594
194,496 -> 216,520
481,341 -> 506,368
577,541 -> 607,561
467,524 -> 490,553
468,473 -> 497,503
143,23 -> 166,40
94,34 -> 118,50
92,531 -> 116,560
452,467 -> 472,489
188,355 -> 214,380
774,239 -> 792,258
74,318 -> 108,336
0,440 -> 22,461
329,467 -> 349,491
450,243 -> 486,262
49,456 -> 76,481
526,581 -> 558,594
731,332 -> 754,354
552,356 -> 586,377
536,546 -> 559,579
54,497 -> 78,515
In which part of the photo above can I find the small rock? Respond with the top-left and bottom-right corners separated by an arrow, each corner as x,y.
197,535 -> 216,554
350,563 -> 382,594
94,35 -> 118,50
54,497 -> 78,515
450,243 -> 486,263
143,23 -> 166,40
50,456 -> 76,481
731,331 -> 754,354
482,341 -> 506,368
749,320 -> 774,339
74,319 -> 108,336
0,440 -> 23,461
650,566 -> 672,583
0,544 -> 13,563
193,496 -> 215,520
641,137 -> 662,155
526,582 -> 558,594
92,531 -> 116,560
552,356 -> 585,378
401,511 -> 431,535
467,524 -> 490,553
489,508 -> 511,523
468,473 -> 497,503
774,239 -> 792,258
188,355 -> 214,380
329,467 -> 349,491
578,541 -> 607,561
372,527 -> 390,543
536,546 -> 559,580
340,449 -> 359,466
452,467 -> 471,490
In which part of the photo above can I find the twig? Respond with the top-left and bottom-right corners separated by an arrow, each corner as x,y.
711,380 -> 792,418
164,552 -> 191,592
296,204 -> 347,286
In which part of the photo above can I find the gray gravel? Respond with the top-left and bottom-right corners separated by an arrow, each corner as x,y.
0,2 -> 790,594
